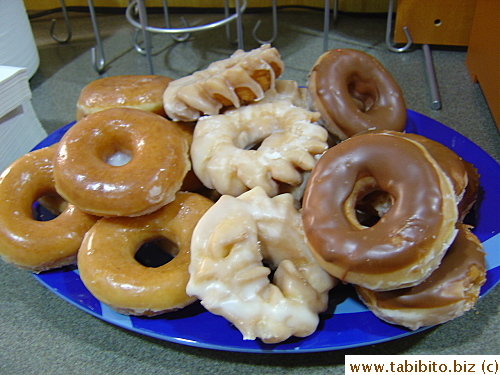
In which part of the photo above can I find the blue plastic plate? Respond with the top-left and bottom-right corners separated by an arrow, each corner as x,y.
31,110 -> 500,353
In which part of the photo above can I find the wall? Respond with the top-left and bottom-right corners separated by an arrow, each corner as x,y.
24,0 -> 390,13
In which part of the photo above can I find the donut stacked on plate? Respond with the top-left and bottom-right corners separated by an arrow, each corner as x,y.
302,129 -> 486,330
0,45 -> 486,342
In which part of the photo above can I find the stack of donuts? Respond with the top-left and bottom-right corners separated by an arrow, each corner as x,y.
0,44 -> 486,343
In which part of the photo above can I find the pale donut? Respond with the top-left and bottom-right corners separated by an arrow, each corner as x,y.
76,75 -> 173,120
355,224 -> 486,330
0,147 -> 98,272
187,187 -> 337,344
163,44 -> 284,121
190,100 -> 328,197
302,132 -> 458,291
257,79 -> 309,108
53,107 -> 190,217
78,192 -> 213,316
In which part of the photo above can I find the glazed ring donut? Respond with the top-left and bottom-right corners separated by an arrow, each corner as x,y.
163,44 -> 284,121
53,107 -> 190,217
190,100 -> 328,197
76,75 -> 173,120
0,147 -> 98,272
396,132 -> 469,202
187,187 -> 336,344
302,132 -> 458,291
354,130 -> 471,220
355,224 -> 486,330
78,192 -> 213,316
307,48 -> 407,140
457,159 -> 479,222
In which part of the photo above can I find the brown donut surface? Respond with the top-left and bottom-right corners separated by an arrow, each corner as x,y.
302,132 -> 458,291
355,223 -> 486,330
307,49 -> 407,140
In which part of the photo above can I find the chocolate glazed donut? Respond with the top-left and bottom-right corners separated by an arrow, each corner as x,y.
301,132 -> 458,291
307,49 -> 407,140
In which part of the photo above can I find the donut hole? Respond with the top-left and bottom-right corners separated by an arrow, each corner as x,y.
348,177 -> 393,228
97,136 -> 134,166
244,138 -> 265,151
105,150 -> 132,166
347,77 -> 377,113
355,190 -> 392,227
134,237 -> 178,268
33,192 -> 67,221
238,132 -> 268,151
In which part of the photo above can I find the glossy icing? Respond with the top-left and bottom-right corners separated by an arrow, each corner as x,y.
307,49 -> 406,140
187,187 -> 336,343
53,108 -> 190,217
302,132 -> 458,290
76,75 -> 172,119
78,192 -> 213,316
0,147 -> 98,272
163,44 -> 284,121
371,224 -> 486,309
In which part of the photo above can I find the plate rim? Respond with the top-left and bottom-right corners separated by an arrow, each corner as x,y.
30,109 -> 500,353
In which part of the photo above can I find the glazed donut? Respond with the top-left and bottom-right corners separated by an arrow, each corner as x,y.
355,224 -> 486,330
76,75 -> 173,120
258,79 -> 309,108
190,100 -> 328,197
457,159 -> 480,222
78,192 -> 213,316
186,187 -> 336,343
354,130 -> 471,220
396,132 -> 468,201
307,48 -> 407,140
0,147 -> 98,272
302,132 -> 458,291
170,120 -> 206,193
53,107 -> 191,217
163,44 -> 284,121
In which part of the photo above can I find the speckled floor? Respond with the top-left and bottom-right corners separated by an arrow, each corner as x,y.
28,7 -> 499,161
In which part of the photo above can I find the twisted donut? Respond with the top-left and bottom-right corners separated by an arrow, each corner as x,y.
186,187 -> 336,343
190,100 -> 328,197
163,44 -> 284,121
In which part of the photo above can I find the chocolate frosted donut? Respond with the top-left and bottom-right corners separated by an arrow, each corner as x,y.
302,132 -> 458,291
307,49 -> 407,140
355,224 -> 486,330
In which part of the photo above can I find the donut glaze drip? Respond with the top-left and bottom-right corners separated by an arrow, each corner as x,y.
372,224 -> 486,309
307,49 -> 407,139
302,133 -> 458,287
163,44 -> 284,122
